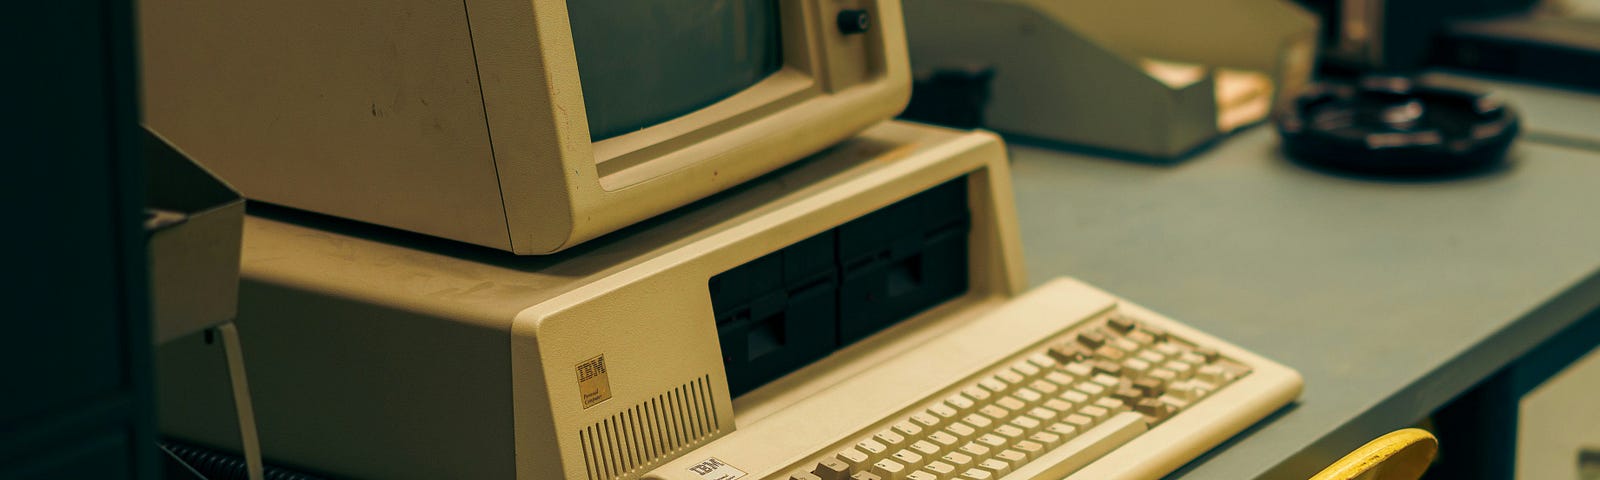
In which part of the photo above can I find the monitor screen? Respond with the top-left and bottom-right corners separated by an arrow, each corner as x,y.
568,0 -> 784,141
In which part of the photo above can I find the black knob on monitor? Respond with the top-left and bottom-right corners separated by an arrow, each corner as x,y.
1276,76 -> 1520,176
837,9 -> 871,34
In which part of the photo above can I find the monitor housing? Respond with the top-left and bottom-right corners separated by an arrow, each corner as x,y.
139,0 -> 910,254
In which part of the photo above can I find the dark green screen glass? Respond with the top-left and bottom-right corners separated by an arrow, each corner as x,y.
567,0 -> 783,141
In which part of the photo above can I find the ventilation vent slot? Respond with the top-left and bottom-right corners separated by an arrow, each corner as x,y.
580,375 -> 721,480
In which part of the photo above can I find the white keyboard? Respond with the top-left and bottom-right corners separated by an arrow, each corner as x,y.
645,278 -> 1301,480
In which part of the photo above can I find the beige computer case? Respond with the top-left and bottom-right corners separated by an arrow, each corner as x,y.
157,122 -> 1025,479
140,0 -> 911,255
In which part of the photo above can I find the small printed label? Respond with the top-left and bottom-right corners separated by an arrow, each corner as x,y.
576,355 -> 611,409
687,457 -> 746,480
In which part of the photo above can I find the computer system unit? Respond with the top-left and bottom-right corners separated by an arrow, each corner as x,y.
139,0 -> 910,254
157,122 -> 1302,480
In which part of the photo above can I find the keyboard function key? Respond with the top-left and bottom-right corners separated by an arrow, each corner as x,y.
1077,331 -> 1107,349
813,459 -> 852,480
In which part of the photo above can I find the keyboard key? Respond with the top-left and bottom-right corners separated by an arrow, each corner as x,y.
1012,440 -> 1046,459
1028,406 -> 1060,422
1164,360 -> 1195,380
1095,345 -> 1128,362
1081,405 -> 1110,422
890,449 -> 925,469
1149,368 -> 1179,384
1029,431 -> 1063,448
927,404 -> 960,420
837,448 -> 872,468
909,440 -> 941,457
1010,360 -> 1042,378
1026,353 -> 1057,369
909,412 -> 941,429
945,422 -> 977,438
1092,360 -> 1123,376
940,451 -> 974,468
1134,377 -> 1165,396
960,385 -> 991,402
994,449 -> 1029,466
1046,422 -> 1078,439
1092,373 -> 1123,389
995,369 -> 1026,386
1107,314 -> 1137,332
993,424 -> 1026,439
921,461 -> 956,476
958,469 -> 993,480
1077,331 -> 1107,349
926,431 -> 959,449
978,458 -> 1012,476
1138,350 -> 1167,364
905,472 -> 937,480
977,378 -> 1008,394
1126,330 -> 1156,345
1124,358 -> 1152,377
1064,413 -> 1095,429
977,405 -> 1009,421
944,394 -> 977,413
1095,397 -> 1129,414
850,472 -> 883,480
957,442 -> 990,458
791,472 -> 823,480
976,433 -> 1007,448
870,459 -> 908,480
1048,343 -> 1092,363
813,459 -> 851,480
1012,388 -> 1043,404
963,413 -> 994,429
995,395 -> 1027,411
874,430 -> 906,447
1043,398 -> 1074,412
1062,362 -> 1094,378
1060,389 -> 1090,404
1009,415 -> 1042,432
857,439 -> 889,458
891,421 -> 922,438
1195,347 -> 1221,363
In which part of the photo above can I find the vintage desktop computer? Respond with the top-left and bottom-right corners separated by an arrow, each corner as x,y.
145,1 -> 1304,479
158,122 -> 1302,480
140,0 -> 909,255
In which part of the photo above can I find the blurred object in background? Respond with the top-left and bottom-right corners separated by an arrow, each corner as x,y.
1431,0 -> 1600,92
905,0 -> 1318,160
900,65 -> 996,129
1297,0 -> 1600,92
1276,76 -> 1520,177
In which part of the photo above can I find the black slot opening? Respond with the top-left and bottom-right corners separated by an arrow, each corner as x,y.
710,177 -> 971,397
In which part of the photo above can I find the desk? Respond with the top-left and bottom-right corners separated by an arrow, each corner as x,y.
1008,123 -> 1600,478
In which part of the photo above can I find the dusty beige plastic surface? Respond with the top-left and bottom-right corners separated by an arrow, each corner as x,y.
640,278 -> 1303,480
139,0 -> 911,255
904,0 -> 1315,158
156,122 -> 1024,479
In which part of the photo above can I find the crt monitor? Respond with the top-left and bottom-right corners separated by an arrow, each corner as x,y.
138,0 -> 911,254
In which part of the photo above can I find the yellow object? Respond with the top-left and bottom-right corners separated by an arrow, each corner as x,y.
1310,429 -> 1439,480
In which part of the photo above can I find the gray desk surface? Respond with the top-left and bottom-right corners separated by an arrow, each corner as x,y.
1421,71 -> 1600,152
1008,122 -> 1600,478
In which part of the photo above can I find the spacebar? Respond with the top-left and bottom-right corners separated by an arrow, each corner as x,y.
1003,412 -> 1149,480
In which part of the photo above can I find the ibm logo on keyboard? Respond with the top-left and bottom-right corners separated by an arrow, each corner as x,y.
688,457 -> 747,480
